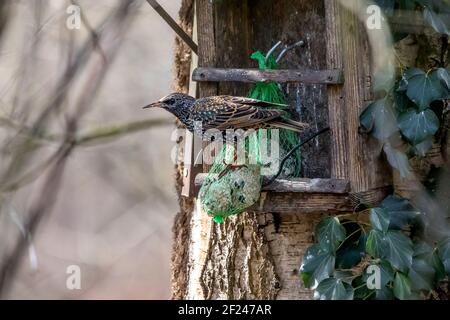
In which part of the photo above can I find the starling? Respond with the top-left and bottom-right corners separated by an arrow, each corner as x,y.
143,93 -> 308,135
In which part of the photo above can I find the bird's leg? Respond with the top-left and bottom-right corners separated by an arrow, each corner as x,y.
218,151 -> 247,179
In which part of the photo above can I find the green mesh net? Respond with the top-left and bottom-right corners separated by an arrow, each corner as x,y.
199,50 -> 302,223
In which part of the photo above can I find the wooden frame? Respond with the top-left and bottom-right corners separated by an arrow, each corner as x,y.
185,0 -> 394,212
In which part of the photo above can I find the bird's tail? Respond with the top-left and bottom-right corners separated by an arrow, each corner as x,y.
270,119 -> 309,133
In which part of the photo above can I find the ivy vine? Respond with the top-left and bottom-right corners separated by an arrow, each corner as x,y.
300,195 -> 450,300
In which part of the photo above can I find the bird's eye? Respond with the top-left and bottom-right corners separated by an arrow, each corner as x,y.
165,98 -> 175,105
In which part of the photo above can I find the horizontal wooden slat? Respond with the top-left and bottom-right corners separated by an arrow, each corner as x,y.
253,192 -> 353,213
192,67 -> 344,84
194,175 -> 350,193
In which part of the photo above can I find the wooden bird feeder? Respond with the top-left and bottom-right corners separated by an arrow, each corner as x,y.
176,0 -> 430,214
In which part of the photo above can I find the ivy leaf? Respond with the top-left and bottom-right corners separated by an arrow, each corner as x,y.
407,242 -> 436,292
404,68 -> 425,80
380,195 -> 424,232
366,229 -> 413,272
360,98 -> 398,141
398,109 -> 440,145
437,237 -> 450,275
370,208 -> 390,233
314,278 -> 354,300
376,287 -> 395,300
393,272 -> 412,300
422,0 -> 450,35
316,217 -> 346,252
432,249 -> 446,281
300,244 -> 335,288
333,270 -> 355,284
409,258 -> 435,292
366,230 -> 385,258
384,231 -> 414,272
383,143 -> 412,178
413,137 -> 433,157
394,91 -> 416,113
436,68 -> 450,98
405,69 -> 445,109
336,234 -> 367,269
378,260 -> 395,287
398,0 -> 417,10
374,0 -> 395,15
436,68 -> 450,89
353,276 -> 374,300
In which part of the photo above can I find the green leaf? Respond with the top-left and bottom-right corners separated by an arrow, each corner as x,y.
314,278 -> 354,300
437,237 -> 450,275
336,244 -> 363,269
398,109 -> 440,145
370,208 -> 390,232
383,143 -> 412,178
413,137 -> 433,157
366,229 -> 413,272
408,242 -> 436,292
316,217 -> 346,252
360,98 -> 398,141
374,0 -> 395,15
436,68 -> 450,98
406,69 -> 445,109
378,260 -> 395,287
333,270 -> 355,284
436,68 -> 450,89
363,260 -> 395,288
422,1 -> 450,35
398,0 -> 417,10
393,272 -> 412,300
380,195 -> 424,232
404,68 -> 425,80
366,230 -> 386,258
394,91 -> 416,112
376,287 -> 395,300
431,250 -> 446,281
300,244 -> 335,288
409,258 -> 435,292
353,276 -> 374,300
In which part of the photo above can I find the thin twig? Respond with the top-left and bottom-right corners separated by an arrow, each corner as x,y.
263,127 -> 330,186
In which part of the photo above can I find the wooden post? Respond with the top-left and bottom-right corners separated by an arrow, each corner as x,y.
325,0 -> 392,199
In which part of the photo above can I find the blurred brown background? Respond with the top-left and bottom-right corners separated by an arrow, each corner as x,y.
0,0 -> 181,299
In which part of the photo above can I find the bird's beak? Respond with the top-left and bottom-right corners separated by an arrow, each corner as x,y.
143,102 -> 164,109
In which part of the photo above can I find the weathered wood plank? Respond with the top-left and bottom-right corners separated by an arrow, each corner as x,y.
192,67 -> 344,84
254,192 -> 353,213
194,174 -> 350,194
196,0 -> 218,172
332,0 -> 392,193
325,0 -> 349,181
181,4 -> 199,198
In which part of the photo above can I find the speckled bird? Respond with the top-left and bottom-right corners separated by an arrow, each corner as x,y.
143,93 -> 308,134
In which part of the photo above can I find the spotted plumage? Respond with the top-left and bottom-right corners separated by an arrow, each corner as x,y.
143,93 -> 308,135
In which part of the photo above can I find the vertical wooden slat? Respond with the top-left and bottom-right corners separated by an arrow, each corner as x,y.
325,0 -> 349,180
326,0 -> 391,194
181,3 -> 199,197
196,0 -> 217,98
196,0 -> 218,172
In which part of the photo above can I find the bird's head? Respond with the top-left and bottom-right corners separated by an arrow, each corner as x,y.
143,93 -> 195,115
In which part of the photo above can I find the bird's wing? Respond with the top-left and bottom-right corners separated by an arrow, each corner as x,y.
225,96 -> 289,108
191,96 -> 284,131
